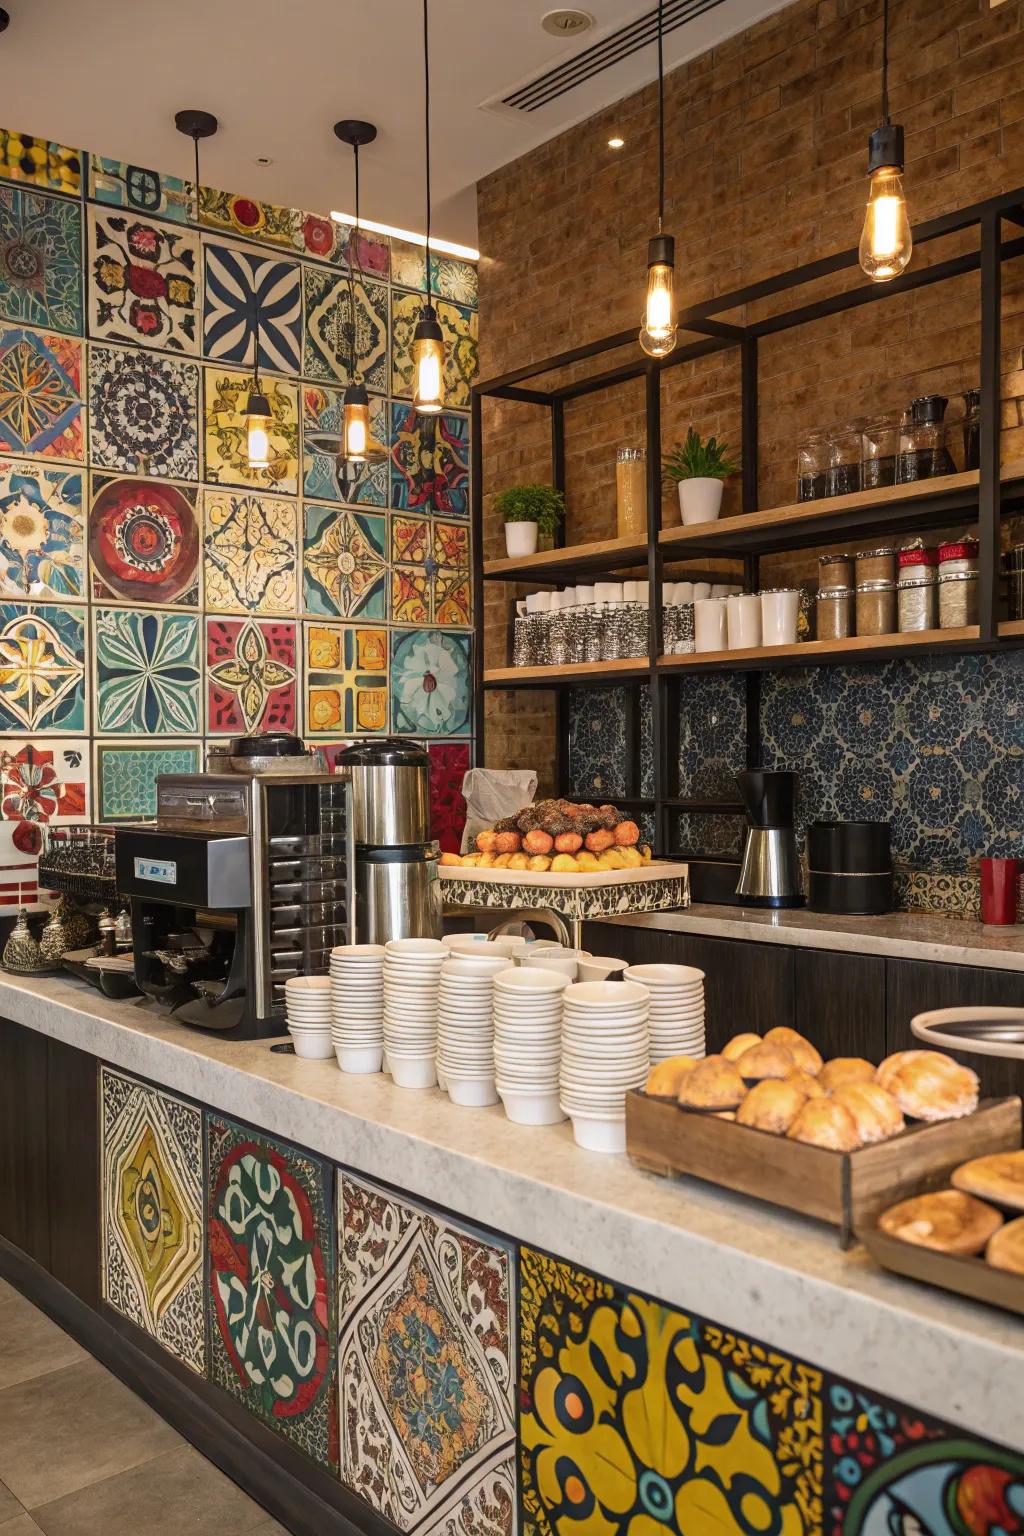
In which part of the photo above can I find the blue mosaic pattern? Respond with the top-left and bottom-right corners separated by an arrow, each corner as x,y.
0,186 -> 82,334
96,742 -> 201,821
568,687 -> 628,798
677,674 -> 747,800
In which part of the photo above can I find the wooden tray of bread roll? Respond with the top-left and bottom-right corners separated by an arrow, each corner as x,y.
625,1091 -> 1022,1249
861,1228 -> 1024,1317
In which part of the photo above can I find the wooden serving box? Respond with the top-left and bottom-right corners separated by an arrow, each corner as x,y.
625,1090 -> 1022,1248
861,1227 -> 1024,1317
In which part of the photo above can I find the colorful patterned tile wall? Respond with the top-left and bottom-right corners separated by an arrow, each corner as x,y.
95,1065 -> 1024,1532
0,128 -> 476,908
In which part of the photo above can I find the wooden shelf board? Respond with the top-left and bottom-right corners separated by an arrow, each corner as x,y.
483,534 -> 648,584
1000,618 -> 1024,638
483,657 -> 650,689
658,627 -> 981,672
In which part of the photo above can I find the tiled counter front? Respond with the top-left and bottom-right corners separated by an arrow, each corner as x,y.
98,1065 -> 1024,1536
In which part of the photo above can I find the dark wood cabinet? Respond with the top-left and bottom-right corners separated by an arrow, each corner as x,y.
0,1018 -> 50,1268
793,950 -> 886,1064
886,959 -> 1024,1099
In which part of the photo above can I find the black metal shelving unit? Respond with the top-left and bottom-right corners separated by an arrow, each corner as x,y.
470,185 -> 1024,856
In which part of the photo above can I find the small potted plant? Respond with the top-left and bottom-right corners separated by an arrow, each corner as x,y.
663,428 -> 739,526
494,484 -> 566,557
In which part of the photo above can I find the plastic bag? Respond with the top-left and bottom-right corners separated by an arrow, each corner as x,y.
460,768 -> 537,853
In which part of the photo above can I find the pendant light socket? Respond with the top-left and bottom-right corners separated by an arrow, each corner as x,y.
245,389 -> 272,420
174,109 -> 219,140
647,232 -> 675,270
333,120 -> 378,149
0,10 -> 11,33
868,122 -> 904,174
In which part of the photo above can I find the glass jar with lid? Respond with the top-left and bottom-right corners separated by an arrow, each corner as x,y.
897,547 -> 938,633
861,416 -> 901,491
826,426 -> 864,498
854,546 -> 897,585
856,580 -> 897,636
818,551 -> 853,590
817,587 -> 853,641
616,447 -> 647,537
938,539 -> 979,576
962,388 -> 981,473
797,432 -> 829,502
897,395 -> 956,482
939,571 -> 979,628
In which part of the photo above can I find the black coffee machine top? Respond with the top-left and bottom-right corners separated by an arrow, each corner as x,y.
736,770 -> 798,829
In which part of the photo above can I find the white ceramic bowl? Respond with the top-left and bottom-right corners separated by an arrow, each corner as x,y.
386,938 -> 447,956
624,963 -> 705,988
288,1028 -> 335,1060
335,1044 -> 383,1074
562,980 -> 650,1008
568,1113 -> 627,1153
520,954 -> 580,981
494,968 -> 571,993
576,956 -> 629,983
332,942 -> 386,958
388,1054 -> 438,1089
498,1088 -> 566,1125
446,1077 -> 499,1107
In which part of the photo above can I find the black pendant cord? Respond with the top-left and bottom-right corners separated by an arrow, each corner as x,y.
657,0 -> 665,233
348,143 -> 362,384
881,0 -> 890,125
193,133 -> 200,202
423,0 -> 432,303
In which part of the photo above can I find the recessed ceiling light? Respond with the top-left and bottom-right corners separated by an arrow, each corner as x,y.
608,136 -> 625,149
541,8 -> 594,37
254,155 -> 273,166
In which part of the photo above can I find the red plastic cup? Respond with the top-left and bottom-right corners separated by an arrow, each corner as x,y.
980,857 -> 1020,925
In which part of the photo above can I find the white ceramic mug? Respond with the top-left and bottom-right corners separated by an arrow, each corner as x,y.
692,581 -> 712,601
726,593 -> 762,649
760,588 -> 801,646
693,597 -> 728,652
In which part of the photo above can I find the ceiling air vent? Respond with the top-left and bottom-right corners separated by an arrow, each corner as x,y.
503,0 -> 728,113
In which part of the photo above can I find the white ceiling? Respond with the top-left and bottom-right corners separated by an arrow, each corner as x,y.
0,0 -> 789,250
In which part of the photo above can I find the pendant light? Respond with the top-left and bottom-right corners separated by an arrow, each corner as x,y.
334,121 -> 378,463
413,0 -> 445,414
859,0 -> 912,282
639,0 -> 676,359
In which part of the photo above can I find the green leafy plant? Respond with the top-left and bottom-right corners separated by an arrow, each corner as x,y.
662,428 -> 739,483
494,484 -> 566,536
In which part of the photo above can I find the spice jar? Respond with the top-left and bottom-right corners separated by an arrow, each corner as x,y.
819,552 -> 853,589
856,580 -> 897,636
797,432 -> 829,502
817,587 -> 853,641
939,570 -> 979,628
938,539 -> 979,576
861,417 -> 901,491
962,388 -> 981,473
897,395 -> 956,482
896,546 -> 938,632
855,546 -> 897,585
897,544 -> 938,582
616,448 -> 647,537
826,426 -> 863,498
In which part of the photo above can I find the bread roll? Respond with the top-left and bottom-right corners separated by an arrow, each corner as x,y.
986,1215 -> 1024,1274
737,1079 -> 807,1135
876,1048 -> 955,1092
818,1057 -> 877,1092
952,1150 -> 1024,1213
763,1026 -> 823,1076
722,1032 -> 761,1063
677,1055 -> 746,1111
645,1056 -> 698,1099
879,1189 -> 1003,1256
785,1070 -> 827,1100
830,1082 -> 905,1145
786,1098 -> 861,1152
735,1041 -> 795,1083
883,1053 -> 979,1123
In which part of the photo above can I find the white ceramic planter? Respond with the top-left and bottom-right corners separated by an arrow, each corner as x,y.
679,477 -> 725,525
504,520 -> 539,557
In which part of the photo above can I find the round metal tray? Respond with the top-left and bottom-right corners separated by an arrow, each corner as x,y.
911,1005 -> 1024,1058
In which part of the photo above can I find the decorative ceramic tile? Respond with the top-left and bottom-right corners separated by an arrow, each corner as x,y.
519,1245 -> 823,1536
0,738 -> 88,910
302,504 -> 386,619
302,265 -> 388,392
0,186 -> 82,334
677,672 -> 747,800
301,384 -> 388,507
319,221 -> 389,277
568,687 -> 628,798
206,616 -> 297,735
203,366 -> 298,494
207,1114 -> 337,1470
291,210 -> 346,266
893,867 -> 980,920
0,131 -> 81,196
433,568 -> 471,627
94,607 -> 201,735
390,404 -> 469,516
0,325 -> 84,461
0,459 -> 84,599
0,603 -> 85,732
100,1066 -> 204,1375
89,343 -> 199,479
87,208 -> 200,352
95,740 -> 201,821
198,185 -> 300,250
202,489 -> 297,614
433,519 -> 468,572
391,292 -> 477,409
391,566 -> 431,624
391,244 -> 479,308
639,682 -> 655,798
428,741 -> 470,853
305,622 -> 388,736
391,513 -> 431,567
202,241 -> 301,374
823,1374 -> 1024,1536
89,157 -> 191,223
337,1171 -> 515,1533
391,629 -> 471,737
89,475 -> 200,607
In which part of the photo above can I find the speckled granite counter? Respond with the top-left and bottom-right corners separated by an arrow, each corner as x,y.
604,902 -> 1024,970
2,967 -> 1022,1453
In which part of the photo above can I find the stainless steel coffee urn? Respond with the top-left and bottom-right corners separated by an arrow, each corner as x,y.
338,739 -> 442,941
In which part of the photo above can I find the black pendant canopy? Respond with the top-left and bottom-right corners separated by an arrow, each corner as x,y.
174,109 -> 219,141
333,120 -> 378,150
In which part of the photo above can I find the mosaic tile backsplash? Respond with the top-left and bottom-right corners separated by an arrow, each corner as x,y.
569,650 -> 1024,907
0,128 -> 476,907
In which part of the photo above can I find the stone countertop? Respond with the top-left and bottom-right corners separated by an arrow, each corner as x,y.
2,968 -> 1023,1448
599,902 -> 1024,970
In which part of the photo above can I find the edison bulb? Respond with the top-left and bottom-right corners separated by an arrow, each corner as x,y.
860,167 -> 912,281
413,336 -> 444,413
640,260 -> 677,358
342,389 -> 369,462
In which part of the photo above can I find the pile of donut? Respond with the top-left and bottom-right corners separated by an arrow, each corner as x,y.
646,1029 -> 980,1150
440,799 -> 651,874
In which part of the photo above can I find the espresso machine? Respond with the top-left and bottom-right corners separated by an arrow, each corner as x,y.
735,769 -> 804,909
337,738 -> 442,941
114,734 -> 354,1038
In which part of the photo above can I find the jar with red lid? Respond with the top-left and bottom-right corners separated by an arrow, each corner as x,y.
897,546 -> 939,581
938,540 -> 979,576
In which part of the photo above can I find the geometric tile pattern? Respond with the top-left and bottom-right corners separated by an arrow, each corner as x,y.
88,343 -> 200,480
207,1114 -> 337,1471
0,602 -> 86,732
202,489 -> 297,613
302,504 -> 386,620
390,404 -> 469,517
87,208 -> 200,353
203,367 -> 299,495
0,459 -> 84,600
0,737 -> 89,908
206,616 -> 297,734
303,267 -> 388,393
0,325 -> 84,461
301,383 -> 388,507
89,476 -> 201,607
305,621 -> 388,736
100,1066 -> 205,1375
95,740 -> 201,821
0,186 -> 82,334
203,242 -> 301,375
337,1172 -> 516,1533
391,292 -> 477,410
0,131 -> 81,195
94,606 -> 201,735
88,156 -> 192,223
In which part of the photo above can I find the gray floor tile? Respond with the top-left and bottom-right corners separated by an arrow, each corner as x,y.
0,1291 -> 87,1391
0,1517 -> 44,1534
31,1443 -> 270,1536
0,1359 -> 180,1509
0,1482 -> 19,1524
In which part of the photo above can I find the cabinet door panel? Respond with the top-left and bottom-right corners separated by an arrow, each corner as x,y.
0,1017 -> 50,1266
47,1038 -> 99,1307
794,950 -> 886,1064
886,960 -> 1024,1099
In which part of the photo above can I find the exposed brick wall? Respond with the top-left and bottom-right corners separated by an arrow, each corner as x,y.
476,0 -> 1024,788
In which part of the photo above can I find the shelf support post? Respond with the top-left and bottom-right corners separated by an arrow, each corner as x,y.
470,385 -> 485,755
979,208 -> 1001,643
645,365 -> 667,853
741,336 -> 759,515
